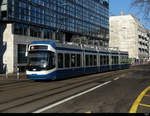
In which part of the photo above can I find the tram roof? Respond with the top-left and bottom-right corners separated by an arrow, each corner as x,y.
29,41 -> 128,55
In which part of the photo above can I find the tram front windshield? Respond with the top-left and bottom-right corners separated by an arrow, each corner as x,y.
28,51 -> 55,71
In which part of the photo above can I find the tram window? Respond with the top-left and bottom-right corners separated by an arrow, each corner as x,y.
107,56 -> 109,65
120,56 -> 123,64
103,56 -> 106,65
86,55 -> 90,66
77,54 -> 81,67
114,56 -> 118,64
124,56 -> 126,64
122,56 -> 124,64
123,56 -> 125,64
90,55 -> 93,66
58,53 -> 63,68
115,56 -> 117,64
94,55 -> 97,66
113,56 -> 115,64
116,56 -> 119,64
112,56 -> 114,65
114,56 -> 116,64
102,55 -> 105,65
100,55 -> 103,65
65,53 -> 70,68
48,52 -> 55,69
120,56 -> 122,64
71,54 -> 76,67
114,56 -> 115,64
127,56 -> 129,63
105,56 -> 107,65
103,56 -> 105,65
106,56 -> 108,65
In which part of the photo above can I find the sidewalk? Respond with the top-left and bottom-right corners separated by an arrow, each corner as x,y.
0,72 -> 28,80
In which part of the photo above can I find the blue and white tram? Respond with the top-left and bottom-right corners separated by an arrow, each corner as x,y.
26,41 -> 130,80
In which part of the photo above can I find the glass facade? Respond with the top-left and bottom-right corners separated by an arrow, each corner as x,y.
18,44 -> 27,64
1,0 -> 109,44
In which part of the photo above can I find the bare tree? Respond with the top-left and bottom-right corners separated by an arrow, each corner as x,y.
131,0 -> 150,20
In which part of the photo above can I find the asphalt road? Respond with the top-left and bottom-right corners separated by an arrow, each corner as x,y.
0,65 -> 150,113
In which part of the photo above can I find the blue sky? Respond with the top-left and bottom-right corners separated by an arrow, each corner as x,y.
109,0 -> 150,29
110,0 -> 133,16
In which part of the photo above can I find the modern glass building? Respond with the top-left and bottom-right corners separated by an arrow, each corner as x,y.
0,0 -> 109,73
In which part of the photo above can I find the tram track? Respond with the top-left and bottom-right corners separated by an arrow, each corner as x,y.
0,71 -> 117,105
0,81 -> 45,91
0,69 -> 129,113
0,69 -> 128,92
0,80 -> 101,112
0,79 -> 31,87
0,69 -> 128,91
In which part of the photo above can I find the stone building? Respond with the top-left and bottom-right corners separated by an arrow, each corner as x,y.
109,14 -> 150,64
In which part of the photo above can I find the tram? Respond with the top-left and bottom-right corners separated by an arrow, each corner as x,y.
26,41 -> 130,80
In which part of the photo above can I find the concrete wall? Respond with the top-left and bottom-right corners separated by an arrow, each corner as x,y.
2,24 -> 53,73
3,24 -> 14,73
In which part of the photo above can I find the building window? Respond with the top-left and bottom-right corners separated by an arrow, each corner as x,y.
18,44 -> 27,64
13,23 -> 28,36
30,26 -> 41,38
9,0 -> 109,43
44,29 -> 53,39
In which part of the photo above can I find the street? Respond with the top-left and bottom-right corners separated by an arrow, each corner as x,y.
0,65 -> 150,113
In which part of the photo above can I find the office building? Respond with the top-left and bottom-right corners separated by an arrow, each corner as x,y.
0,0 -> 109,73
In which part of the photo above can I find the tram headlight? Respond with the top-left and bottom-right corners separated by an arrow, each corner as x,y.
43,63 -> 47,68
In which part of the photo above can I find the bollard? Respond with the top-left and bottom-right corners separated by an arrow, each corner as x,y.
17,67 -> 20,79
6,66 -> 8,79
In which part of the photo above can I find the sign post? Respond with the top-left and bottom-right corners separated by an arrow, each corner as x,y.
6,65 -> 8,79
17,67 -> 20,79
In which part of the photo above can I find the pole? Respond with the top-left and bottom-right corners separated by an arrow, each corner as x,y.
5,64 -> 8,79
17,67 -> 20,79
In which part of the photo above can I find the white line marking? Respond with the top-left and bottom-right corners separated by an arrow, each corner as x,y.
33,81 -> 112,113
114,77 -> 119,80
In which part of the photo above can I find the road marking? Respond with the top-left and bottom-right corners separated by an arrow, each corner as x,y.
139,103 -> 150,108
86,111 -> 92,113
129,86 -> 150,113
114,77 -> 120,81
33,81 -> 112,113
